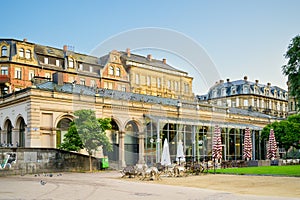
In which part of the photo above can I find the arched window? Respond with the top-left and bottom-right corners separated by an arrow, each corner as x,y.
1,46 -> 7,57
115,67 -> 120,76
69,58 -> 74,68
109,66 -> 114,75
19,48 -> 24,57
25,49 -> 31,59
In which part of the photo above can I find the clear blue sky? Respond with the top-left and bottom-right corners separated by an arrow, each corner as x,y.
2,0 -> 300,94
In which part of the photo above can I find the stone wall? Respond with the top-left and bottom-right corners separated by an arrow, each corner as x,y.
0,148 -> 99,176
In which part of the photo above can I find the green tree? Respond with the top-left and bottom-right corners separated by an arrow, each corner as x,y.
262,114 -> 300,153
282,35 -> 300,110
59,122 -> 83,152
62,109 -> 112,171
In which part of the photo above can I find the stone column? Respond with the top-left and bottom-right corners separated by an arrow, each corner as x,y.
118,131 -> 126,167
138,132 -> 145,164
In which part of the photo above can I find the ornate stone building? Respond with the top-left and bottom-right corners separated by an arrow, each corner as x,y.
198,76 -> 288,118
0,38 -> 281,168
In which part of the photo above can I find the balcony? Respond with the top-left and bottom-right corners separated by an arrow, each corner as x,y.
0,75 -> 9,83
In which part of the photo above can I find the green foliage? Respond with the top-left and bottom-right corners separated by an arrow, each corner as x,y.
59,122 -> 83,152
73,109 -> 113,155
210,165 -> 300,177
282,35 -> 300,109
60,109 -> 113,156
262,114 -> 300,151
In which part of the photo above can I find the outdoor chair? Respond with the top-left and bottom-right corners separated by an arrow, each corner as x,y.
120,165 -> 137,178
140,167 -> 161,181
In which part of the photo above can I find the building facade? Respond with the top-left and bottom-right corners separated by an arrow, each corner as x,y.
198,76 -> 288,118
0,38 -> 283,168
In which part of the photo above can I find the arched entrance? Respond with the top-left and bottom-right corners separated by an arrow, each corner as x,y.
4,119 -> 13,146
144,122 -> 157,165
56,118 -> 72,148
107,119 -> 120,162
124,121 -> 139,165
15,117 -> 26,147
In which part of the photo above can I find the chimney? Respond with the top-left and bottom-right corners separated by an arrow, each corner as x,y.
226,78 -> 230,82
162,58 -> 166,64
255,80 -> 259,84
244,76 -> 248,81
23,38 -> 27,42
63,45 -> 68,52
147,54 -> 152,61
126,48 -> 131,57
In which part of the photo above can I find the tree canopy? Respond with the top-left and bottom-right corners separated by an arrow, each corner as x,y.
60,109 -> 112,155
262,114 -> 300,151
282,35 -> 300,110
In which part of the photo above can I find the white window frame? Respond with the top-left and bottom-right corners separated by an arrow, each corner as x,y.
91,80 -> 96,87
69,58 -> 74,68
28,70 -> 35,80
89,66 -> 93,73
25,49 -> 31,59
116,67 -> 120,76
56,59 -> 60,66
19,48 -> 24,57
109,66 -> 114,75
44,57 -> 49,64
79,63 -> 83,70
15,68 -> 22,79
1,66 -> 8,75
135,74 -> 140,85
1,46 -> 7,57
157,77 -> 161,88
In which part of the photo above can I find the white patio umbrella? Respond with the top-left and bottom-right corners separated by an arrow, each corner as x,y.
161,138 -> 171,166
176,140 -> 185,164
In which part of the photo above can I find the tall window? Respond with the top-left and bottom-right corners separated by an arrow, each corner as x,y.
157,77 -> 161,88
89,66 -> 93,73
15,68 -> 22,79
175,81 -> 178,91
167,80 -> 171,89
146,76 -> 151,86
44,57 -> 48,64
135,74 -> 140,85
184,83 -> 189,93
109,66 -> 114,75
116,67 -> 120,76
25,49 -> 31,59
1,66 -> 8,75
19,48 -> 24,57
243,99 -> 248,107
90,80 -> 96,87
79,63 -> 83,70
56,59 -> 60,66
28,70 -> 34,80
1,46 -> 7,57
80,78 -> 85,85
69,58 -> 74,68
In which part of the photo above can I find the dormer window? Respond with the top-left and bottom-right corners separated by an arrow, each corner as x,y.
25,49 -> 31,59
116,67 -> 120,76
109,66 -> 114,75
243,85 -> 248,94
212,89 -> 217,98
1,46 -> 7,57
19,48 -> 24,57
69,58 -> 74,68
231,86 -> 236,95
221,88 -> 226,96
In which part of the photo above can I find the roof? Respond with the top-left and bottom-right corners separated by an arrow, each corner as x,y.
120,51 -> 188,75
198,79 -> 287,100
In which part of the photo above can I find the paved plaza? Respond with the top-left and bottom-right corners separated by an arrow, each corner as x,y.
0,171 -> 299,200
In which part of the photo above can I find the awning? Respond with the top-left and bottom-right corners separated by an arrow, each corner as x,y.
144,114 -> 263,130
